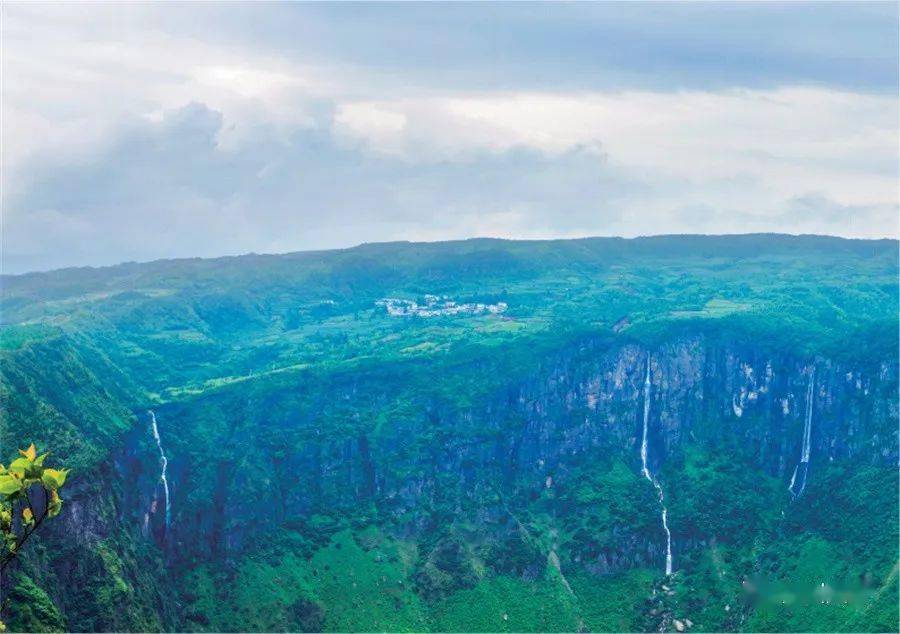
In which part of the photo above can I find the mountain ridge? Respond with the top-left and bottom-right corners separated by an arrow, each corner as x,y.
0,233 -> 896,631
3,232 -> 896,280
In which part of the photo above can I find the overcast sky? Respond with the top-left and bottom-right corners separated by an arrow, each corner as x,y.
3,2 -> 898,273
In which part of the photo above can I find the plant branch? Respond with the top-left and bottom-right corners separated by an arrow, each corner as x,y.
0,487 -> 50,572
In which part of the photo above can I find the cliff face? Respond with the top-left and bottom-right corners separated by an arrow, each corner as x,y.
502,338 -> 897,478
9,333 -> 894,630
4,456 -> 175,632
3,236 -> 896,631
135,336 -> 896,570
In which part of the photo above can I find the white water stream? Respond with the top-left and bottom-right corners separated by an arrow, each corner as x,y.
641,357 -> 673,576
788,369 -> 815,499
149,410 -> 172,528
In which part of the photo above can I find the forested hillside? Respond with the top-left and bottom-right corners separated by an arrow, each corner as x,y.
1,235 -> 897,632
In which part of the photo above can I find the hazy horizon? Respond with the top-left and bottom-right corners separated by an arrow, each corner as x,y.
4,231 -> 899,277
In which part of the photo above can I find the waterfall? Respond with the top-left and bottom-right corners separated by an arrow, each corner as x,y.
641,357 -> 673,576
149,410 -> 171,528
788,369 -> 815,499
801,370 -> 814,463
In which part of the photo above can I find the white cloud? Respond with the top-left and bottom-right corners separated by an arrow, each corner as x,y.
334,104 -> 408,154
332,88 -> 898,209
1,3 -> 337,170
1,3 -> 897,272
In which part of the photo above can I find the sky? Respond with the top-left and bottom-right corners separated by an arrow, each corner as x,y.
2,2 -> 898,273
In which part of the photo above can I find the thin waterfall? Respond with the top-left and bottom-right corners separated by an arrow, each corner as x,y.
641,357 -> 673,576
149,410 -> 172,528
788,369 -> 815,499
801,370 -> 814,462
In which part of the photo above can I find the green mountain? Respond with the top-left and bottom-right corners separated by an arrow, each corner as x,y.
1,235 -> 897,632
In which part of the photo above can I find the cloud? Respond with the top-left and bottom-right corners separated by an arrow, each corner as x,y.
329,88 -> 898,237
146,2 -> 900,93
1,2 -> 897,273
673,194 -> 898,237
333,88 -> 895,192
4,103 -> 642,272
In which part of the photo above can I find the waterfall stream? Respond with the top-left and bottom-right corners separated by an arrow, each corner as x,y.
149,410 -> 171,528
641,357 -> 673,576
788,369 -> 815,499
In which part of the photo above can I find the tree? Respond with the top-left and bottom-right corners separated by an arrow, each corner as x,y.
0,444 -> 69,572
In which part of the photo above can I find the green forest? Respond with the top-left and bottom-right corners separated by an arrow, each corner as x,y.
0,235 -> 897,632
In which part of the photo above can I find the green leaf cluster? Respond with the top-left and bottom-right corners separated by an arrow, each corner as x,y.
0,443 -> 70,570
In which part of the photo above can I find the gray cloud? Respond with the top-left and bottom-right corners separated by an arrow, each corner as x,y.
2,3 -> 897,273
147,2 -> 900,94
672,193 -> 899,237
4,103 -> 641,272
